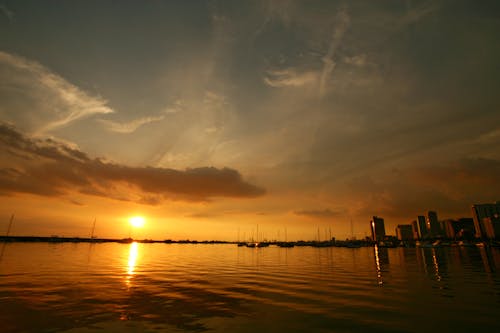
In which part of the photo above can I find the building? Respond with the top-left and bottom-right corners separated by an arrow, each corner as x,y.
370,216 -> 386,242
440,218 -> 474,239
396,224 -> 414,241
411,220 -> 419,239
442,219 -> 456,239
427,211 -> 442,238
455,218 -> 475,239
482,216 -> 500,240
472,202 -> 500,238
416,215 -> 428,239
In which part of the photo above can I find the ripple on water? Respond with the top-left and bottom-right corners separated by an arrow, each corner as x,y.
0,243 -> 499,332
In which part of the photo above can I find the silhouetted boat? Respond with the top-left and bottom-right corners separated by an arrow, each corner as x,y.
118,238 -> 133,244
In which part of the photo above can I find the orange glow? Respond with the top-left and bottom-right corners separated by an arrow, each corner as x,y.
125,242 -> 139,288
129,216 -> 145,228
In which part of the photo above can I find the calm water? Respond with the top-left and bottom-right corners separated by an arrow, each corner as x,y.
0,243 -> 499,332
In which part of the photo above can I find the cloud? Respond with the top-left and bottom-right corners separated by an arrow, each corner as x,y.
344,54 -> 367,67
401,1 -> 440,26
162,99 -> 185,114
0,123 -> 265,203
294,208 -> 343,219
98,115 -> 165,134
472,128 -> 500,144
319,7 -> 350,96
0,51 -> 113,134
0,4 -> 14,22
348,158 -> 500,219
264,69 -> 318,88
407,158 -> 500,200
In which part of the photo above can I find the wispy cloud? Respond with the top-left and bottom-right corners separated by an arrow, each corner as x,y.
98,115 -> 165,134
0,123 -> 265,203
472,128 -> 500,144
294,208 -> 343,219
0,51 -> 113,134
264,69 -> 318,88
344,54 -> 368,67
319,7 -> 350,97
401,1 -> 440,26
0,4 -> 14,22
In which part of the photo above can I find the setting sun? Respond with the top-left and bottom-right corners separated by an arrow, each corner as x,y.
129,216 -> 145,228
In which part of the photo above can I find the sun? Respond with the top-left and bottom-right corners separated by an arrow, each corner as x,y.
129,216 -> 146,228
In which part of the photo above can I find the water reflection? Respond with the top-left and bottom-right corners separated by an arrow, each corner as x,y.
0,242 -> 7,262
431,248 -> 442,282
477,246 -> 500,273
374,245 -> 383,285
373,245 -> 389,285
1,244 -> 499,332
126,242 -> 139,288
491,248 -> 500,271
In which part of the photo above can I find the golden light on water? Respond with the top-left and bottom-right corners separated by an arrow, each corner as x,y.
125,242 -> 139,287
374,245 -> 383,286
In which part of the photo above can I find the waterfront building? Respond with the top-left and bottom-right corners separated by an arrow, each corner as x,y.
442,219 -> 456,239
396,224 -> 414,241
416,215 -> 428,239
455,218 -> 475,239
471,202 -> 500,238
427,211 -> 442,238
370,216 -> 386,241
411,220 -> 419,239
482,216 -> 500,240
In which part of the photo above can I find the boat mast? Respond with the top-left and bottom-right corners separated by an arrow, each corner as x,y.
6,214 -> 14,236
350,218 -> 354,240
90,217 -> 96,239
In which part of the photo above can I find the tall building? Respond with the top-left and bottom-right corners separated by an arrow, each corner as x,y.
442,219 -> 456,239
443,218 -> 476,239
455,218 -> 475,239
427,211 -> 442,238
371,216 -> 386,241
396,224 -> 414,241
472,202 -> 500,238
411,220 -> 419,239
416,215 -> 428,239
482,216 -> 500,240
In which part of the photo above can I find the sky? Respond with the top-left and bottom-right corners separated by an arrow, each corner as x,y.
1,0 -> 499,241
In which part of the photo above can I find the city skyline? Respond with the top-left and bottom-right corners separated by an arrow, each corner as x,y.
1,1 -> 500,240
2,201 -> 496,242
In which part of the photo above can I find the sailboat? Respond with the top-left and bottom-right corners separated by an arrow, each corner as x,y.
346,219 -> 361,248
278,227 -> 294,247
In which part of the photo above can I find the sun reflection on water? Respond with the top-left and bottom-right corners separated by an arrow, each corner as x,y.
374,245 -> 383,285
125,242 -> 139,288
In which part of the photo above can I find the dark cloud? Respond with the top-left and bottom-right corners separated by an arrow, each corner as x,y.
349,158 -> 500,219
0,4 -> 14,22
186,212 -> 220,219
0,123 -> 265,203
294,208 -> 343,219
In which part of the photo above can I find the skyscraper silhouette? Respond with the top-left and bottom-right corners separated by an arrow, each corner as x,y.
371,216 -> 386,241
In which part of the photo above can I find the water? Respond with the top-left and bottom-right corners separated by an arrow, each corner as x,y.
0,243 -> 499,332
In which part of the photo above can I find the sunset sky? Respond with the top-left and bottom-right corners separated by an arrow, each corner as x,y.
1,0 -> 499,241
